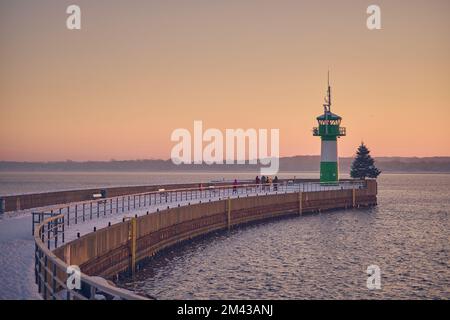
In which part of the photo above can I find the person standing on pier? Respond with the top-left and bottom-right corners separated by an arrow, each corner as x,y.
233,179 -> 238,194
273,176 -> 279,191
261,176 -> 267,191
255,176 -> 260,192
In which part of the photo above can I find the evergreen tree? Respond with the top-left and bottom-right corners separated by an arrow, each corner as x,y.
350,143 -> 381,179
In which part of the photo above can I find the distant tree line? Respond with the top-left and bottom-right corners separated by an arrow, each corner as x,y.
0,156 -> 449,173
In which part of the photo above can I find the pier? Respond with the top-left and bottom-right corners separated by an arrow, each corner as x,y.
32,179 -> 377,300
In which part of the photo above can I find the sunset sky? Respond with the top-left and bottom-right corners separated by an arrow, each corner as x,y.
1,0 -> 449,161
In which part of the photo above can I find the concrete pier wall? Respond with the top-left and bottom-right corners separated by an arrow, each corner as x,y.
53,180 -> 377,280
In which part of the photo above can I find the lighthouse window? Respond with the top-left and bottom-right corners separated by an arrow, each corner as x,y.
319,119 -> 341,125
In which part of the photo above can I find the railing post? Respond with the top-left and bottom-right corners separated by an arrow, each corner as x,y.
299,192 -> 303,215
54,219 -> 58,248
352,188 -> 356,208
34,244 -> 39,285
129,217 -> 137,275
47,222 -> 51,249
227,198 -> 231,230
52,262 -> 57,300
43,255 -> 48,300
0,197 -> 5,215
37,248 -> 42,294
32,212 -> 36,235
90,285 -> 96,300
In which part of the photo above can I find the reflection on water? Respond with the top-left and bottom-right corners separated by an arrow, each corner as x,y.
117,174 -> 450,299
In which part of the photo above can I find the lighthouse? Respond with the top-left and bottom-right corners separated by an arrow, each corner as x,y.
313,74 -> 346,184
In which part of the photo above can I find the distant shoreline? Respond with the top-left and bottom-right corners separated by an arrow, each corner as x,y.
1,156 -> 450,174
0,170 -> 449,175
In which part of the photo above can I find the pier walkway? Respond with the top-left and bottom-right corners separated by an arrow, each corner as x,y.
33,181 -> 364,248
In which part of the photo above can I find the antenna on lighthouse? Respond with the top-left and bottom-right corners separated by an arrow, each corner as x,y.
328,70 -> 331,111
323,70 -> 332,113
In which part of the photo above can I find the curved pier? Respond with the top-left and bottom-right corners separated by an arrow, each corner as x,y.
33,179 -> 377,300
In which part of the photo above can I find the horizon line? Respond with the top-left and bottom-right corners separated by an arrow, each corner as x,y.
2,155 -> 450,163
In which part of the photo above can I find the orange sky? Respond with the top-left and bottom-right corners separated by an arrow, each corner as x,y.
0,0 -> 449,161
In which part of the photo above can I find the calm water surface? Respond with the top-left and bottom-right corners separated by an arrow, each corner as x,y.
116,174 -> 450,299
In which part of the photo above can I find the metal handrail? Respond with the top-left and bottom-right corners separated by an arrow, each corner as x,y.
312,126 -> 347,136
34,214 -> 147,300
32,180 -> 367,235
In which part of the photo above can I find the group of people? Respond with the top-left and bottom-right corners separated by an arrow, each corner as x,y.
255,175 -> 279,191
230,176 -> 280,194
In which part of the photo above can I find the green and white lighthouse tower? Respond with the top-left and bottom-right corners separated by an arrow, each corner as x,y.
313,74 -> 346,184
